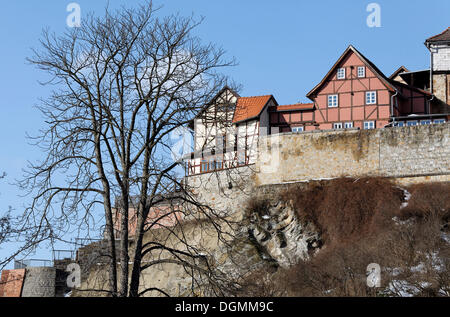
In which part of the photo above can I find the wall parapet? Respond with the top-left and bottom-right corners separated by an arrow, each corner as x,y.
255,123 -> 450,186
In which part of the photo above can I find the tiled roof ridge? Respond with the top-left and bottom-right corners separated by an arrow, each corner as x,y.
238,94 -> 273,99
277,102 -> 313,106
426,27 -> 450,42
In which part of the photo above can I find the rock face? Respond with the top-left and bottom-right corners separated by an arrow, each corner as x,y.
73,189 -> 322,297
248,200 -> 321,268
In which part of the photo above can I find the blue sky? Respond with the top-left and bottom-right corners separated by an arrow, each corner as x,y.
0,0 -> 449,267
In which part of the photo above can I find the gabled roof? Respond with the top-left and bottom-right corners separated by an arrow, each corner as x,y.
389,66 -> 410,79
232,95 -> 277,123
269,103 -> 314,112
188,86 -> 239,129
306,45 -> 396,100
425,27 -> 450,43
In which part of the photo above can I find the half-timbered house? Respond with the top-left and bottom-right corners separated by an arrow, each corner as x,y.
184,30 -> 450,176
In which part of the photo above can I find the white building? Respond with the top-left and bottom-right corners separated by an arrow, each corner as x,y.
185,86 -> 277,176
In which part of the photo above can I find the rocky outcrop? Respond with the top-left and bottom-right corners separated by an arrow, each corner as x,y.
73,190 -> 322,297
248,200 -> 321,268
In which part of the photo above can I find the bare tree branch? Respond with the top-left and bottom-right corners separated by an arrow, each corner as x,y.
15,0 -> 237,297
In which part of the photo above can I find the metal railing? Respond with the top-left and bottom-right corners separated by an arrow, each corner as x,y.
52,250 -> 76,261
74,238 -> 103,247
14,259 -> 53,269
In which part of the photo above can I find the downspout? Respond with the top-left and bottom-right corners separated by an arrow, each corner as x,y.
428,94 -> 435,115
390,88 -> 399,126
426,41 -> 434,115
428,42 -> 434,95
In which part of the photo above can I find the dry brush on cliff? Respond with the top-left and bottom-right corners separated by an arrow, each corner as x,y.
239,178 -> 450,297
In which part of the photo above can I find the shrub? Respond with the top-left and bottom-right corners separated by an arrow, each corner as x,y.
241,178 -> 450,297
397,183 -> 450,226
282,177 -> 403,247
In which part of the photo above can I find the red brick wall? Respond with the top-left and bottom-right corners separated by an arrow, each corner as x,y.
0,269 -> 26,297
113,205 -> 183,238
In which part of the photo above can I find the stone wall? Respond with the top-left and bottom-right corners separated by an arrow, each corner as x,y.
21,267 -> 56,297
185,165 -> 256,219
433,45 -> 450,71
256,123 -> 450,186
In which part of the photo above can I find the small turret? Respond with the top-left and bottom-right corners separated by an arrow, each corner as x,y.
425,27 -> 450,108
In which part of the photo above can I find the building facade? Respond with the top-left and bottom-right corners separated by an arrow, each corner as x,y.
185,29 -> 450,176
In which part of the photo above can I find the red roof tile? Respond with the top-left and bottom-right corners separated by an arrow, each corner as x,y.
270,103 -> 314,112
232,95 -> 274,123
426,27 -> 450,43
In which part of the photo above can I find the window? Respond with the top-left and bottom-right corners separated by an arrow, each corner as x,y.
406,121 -> 418,126
237,151 -> 246,166
292,126 -> 304,133
213,160 -> 223,170
420,120 -> 432,125
328,94 -> 339,107
337,68 -> 346,79
357,66 -> 366,78
201,160 -> 208,172
363,121 -> 375,129
344,122 -> 353,129
393,121 -> 404,127
433,119 -> 446,124
333,122 -> 343,129
366,91 -> 377,104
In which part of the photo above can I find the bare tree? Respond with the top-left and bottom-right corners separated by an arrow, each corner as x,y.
0,172 -> 11,245
18,1 -> 237,297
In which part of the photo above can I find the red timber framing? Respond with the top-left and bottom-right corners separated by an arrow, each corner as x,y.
393,83 -> 432,116
185,41 -> 446,177
268,104 -> 316,132
306,45 -> 433,130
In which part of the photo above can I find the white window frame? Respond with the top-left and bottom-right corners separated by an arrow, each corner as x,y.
363,121 -> 375,129
328,94 -> 339,108
333,122 -> 343,129
420,120 -> 432,125
357,66 -> 366,78
337,68 -> 346,79
344,122 -> 353,129
366,91 -> 377,105
292,126 -> 304,133
406,121 -> 418,126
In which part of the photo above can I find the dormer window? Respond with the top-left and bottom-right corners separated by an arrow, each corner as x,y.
337,68 -> 346,79
357,66 -> 366,78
